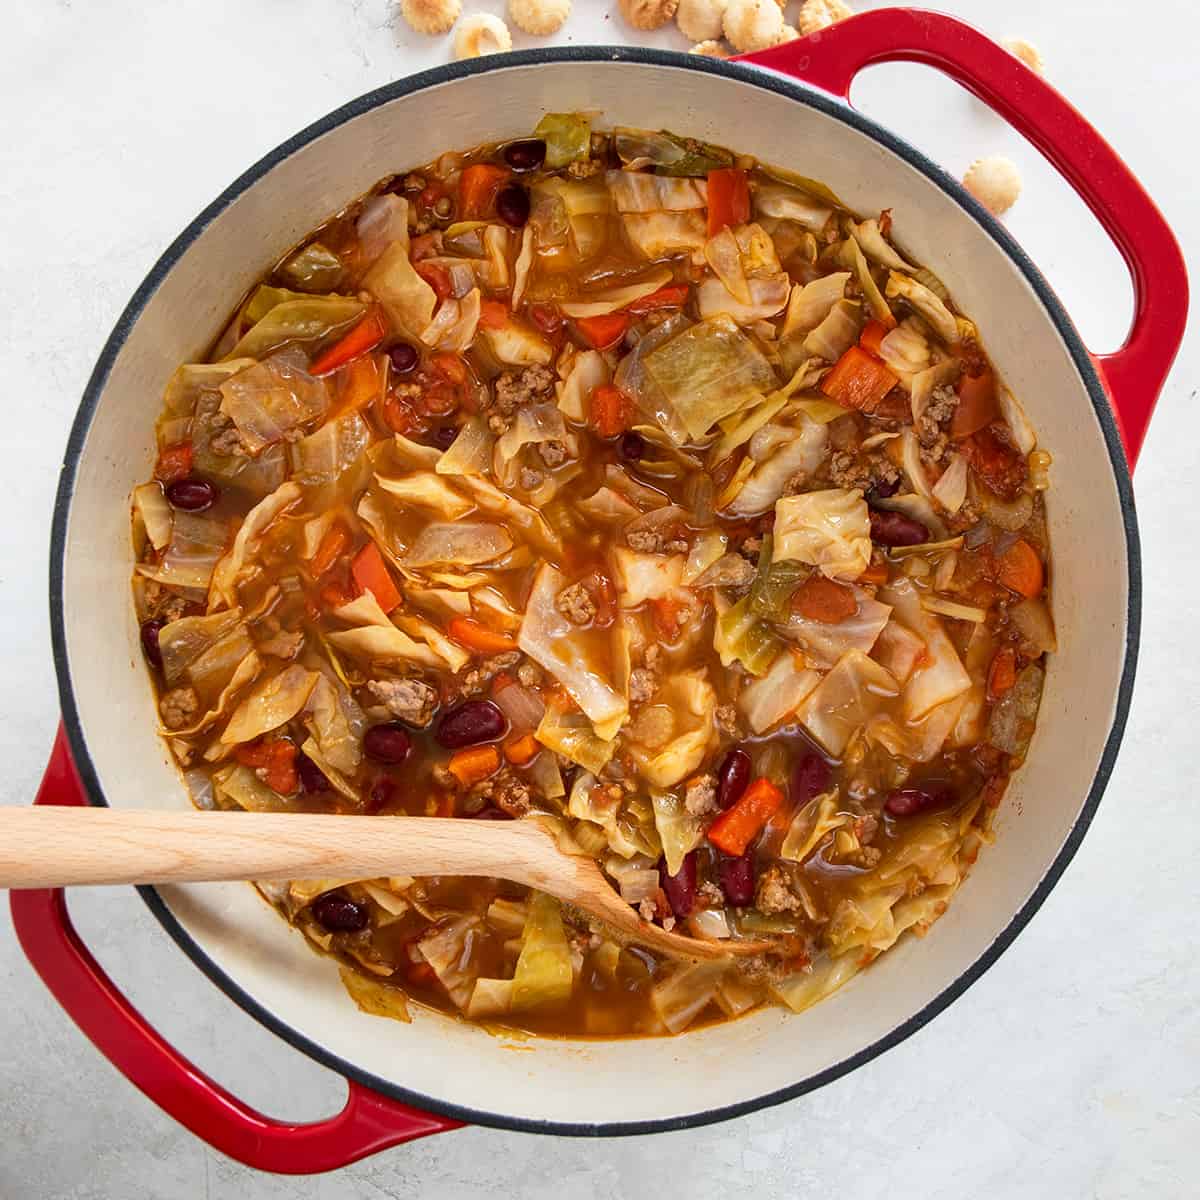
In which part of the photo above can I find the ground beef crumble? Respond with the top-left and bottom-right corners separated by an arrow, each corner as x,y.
628,667 -> 658,705
454,651 -> 522,698
684,773 -> 718,816
715,703 -> 741,737
159,686 -> 199,730
468,767 -> 532,817
756,865 -> 806,915
485,365 -> 555,434
367,678 -> 438,727
556,581 -> 597,626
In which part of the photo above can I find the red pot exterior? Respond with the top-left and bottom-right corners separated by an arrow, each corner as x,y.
13,7 -> 1187,1174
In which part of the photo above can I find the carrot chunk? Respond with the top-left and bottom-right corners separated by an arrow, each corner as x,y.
308,306 -> 388,376
447,745 -> 501,787
459,163 -> 510,219
448,617 -> 518,654
707,778 -> 784,857
819,344 -> 899,413
575,313 -> 630,351
351,542 -> 402,612
791,576 -> 858,624
995,538 -> 1044,598
706,168 -> 750,237
589,383 -> 634,438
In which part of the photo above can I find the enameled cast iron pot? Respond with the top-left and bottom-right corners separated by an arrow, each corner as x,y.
12,8 -> 1188,1173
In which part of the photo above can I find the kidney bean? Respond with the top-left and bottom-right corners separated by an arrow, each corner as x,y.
473,806 -> 514,820
139,619 -> 165,670
867,476 -> 901,501
165,478 -> 218,512
716,748 -> 752,810
618,431 -> 646,461
363,723 -> 412,765
495,183 -> 530,229
430,424 -> 459,451
435,699 -> 507,748
869,508 -> 929,547
367,776 -> 398,813
296,751 -> 330,794
718,851 -> 756,907
884,783 -> 957,817
791,752 -> 832,807
659,851 -> 698,919
387,342 -> 419,374
503,139 -> 547,172
311,892 -> 369,933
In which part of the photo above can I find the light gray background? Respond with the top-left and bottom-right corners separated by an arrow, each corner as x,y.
2,1 -> 1197,1196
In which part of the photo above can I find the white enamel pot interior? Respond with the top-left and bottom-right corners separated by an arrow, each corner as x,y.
51,50 -> 1138,1134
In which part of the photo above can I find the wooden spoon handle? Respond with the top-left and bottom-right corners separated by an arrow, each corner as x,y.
0,808 -> 554,889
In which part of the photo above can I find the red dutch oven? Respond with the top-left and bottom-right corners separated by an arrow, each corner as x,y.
11,8 -> 1187,1173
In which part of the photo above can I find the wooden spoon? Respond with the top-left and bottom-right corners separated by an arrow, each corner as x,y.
0,808 -> 772,961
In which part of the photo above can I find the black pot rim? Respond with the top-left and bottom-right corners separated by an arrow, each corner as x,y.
48,45 -> 1140,1139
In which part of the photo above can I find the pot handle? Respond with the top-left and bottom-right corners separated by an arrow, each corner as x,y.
737,7 -> 1188,467
9,725 -> 461,1174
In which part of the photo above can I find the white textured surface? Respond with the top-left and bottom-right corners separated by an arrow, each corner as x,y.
0,0 -> 1196,1195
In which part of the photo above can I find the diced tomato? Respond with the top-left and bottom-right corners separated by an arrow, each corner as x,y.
575,313 -> 630,351
961,424 -> 1027,500
235,738 -> 298,796
706,168 -> 750,237
650,595 -> 686,641
987,646 -> 1018,701
430,353 -> 468,386
588,383 -> 634,439
382,393 -> 420,435
410,232 -> 441,261
414,260 -> 452,300
950,368 -> 999,439
154,442 -> 193,484
624,283 -> 690,315
791,576 -> 857,623
332,353 -> 384,417
478,299 -> 509,329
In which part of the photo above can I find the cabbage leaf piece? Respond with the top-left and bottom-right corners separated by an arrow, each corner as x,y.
519,564 -> 628,736
510,893 -> 574,1012
536,701 -> 616,775
222,296 -> 365,362
780,589 -> 892,668
622,211 -> 708,259
362,200 -> 437,337
220,664 -> 319,746
780,791 -> 849,863
417,917 -> 481,1012
642,316 -> 776,441
375,472 -> 473,520
403,521 -> 513,569
208,481 -> 302,612
303,672 -> 366,777
650,789 -> 704,875
780,272 -> 850,339
738,650 -> 821,735
726,417 -> 827,517
650,961 -> 729,1034
136,512 -> 229,593
212,763 -> 296,813
773,488 -> 872,581
611,547 -> 686,607
566,771 -> 662,860
628,670 -> 717,789
290,412 -> 373,506
881,579 -> 971,722
769,952 -> 863,1014
795,650 -> 900,756
326,591 -> 446,670
219,349 -> 330,455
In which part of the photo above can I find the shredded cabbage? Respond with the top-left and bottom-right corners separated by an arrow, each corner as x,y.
773,488 -> 872,580
726,417 -> 827,517
739,650 -> 820,734
219,664 -> 319,746
219,350 -> 330,455
796,650 -> 899,755
403,521 -> 513,568
629,670 -> 717,789
885,271 -> 958,344
136,511 -> 229,593
803,298 -> 862,363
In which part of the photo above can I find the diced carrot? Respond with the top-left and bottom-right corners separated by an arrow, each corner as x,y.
820,344 -> 899,413
995,538 -> 1044,598
791,576 -> 858,623
235,738 -> 298,796
706,168 -> 750,237
859,319 -> 889,358
154,441 -> 194,485
351,541 -> 402,612
447,617 -> 518,654
950,368 -> 999,439
859,560 -> 890,586
308,306 -> 389,376
575,313 -> 630,351
589,383 -> 634,438
478,299 -> 509,329
430,352 -> 468,386
624,283 -> 690,315
320,578 -> 357,611
986,646 -> 1018,701
707,777 -> 784,856
447,744 -> 501,788
414,261 -> 452,300
504,734 -> 539,766
332,353 -> 384,418
459,163 -> 510,219
309,521 -> 351,578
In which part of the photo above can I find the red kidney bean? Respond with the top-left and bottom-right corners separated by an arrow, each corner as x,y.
884,783 -> 957,817
659,851 -> 698,919
387,342 -> 419,374
503,139 -> 547,172
296,751 -> 330,794
869,508 -> 929,547
367,776 -> 398,813
363,723 -> 412,765
165,478 -> 218,512
718,851 -> 756,907
867,476 -> 901,501
311,892 -> 369,933
716,748 -> 752,810
436,700 -> 507,748
791,752 -> 831,807
618,431 -> 646,461
139,619 -> 165,670
430,424 -> 459,451
495,183 -> 530,229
